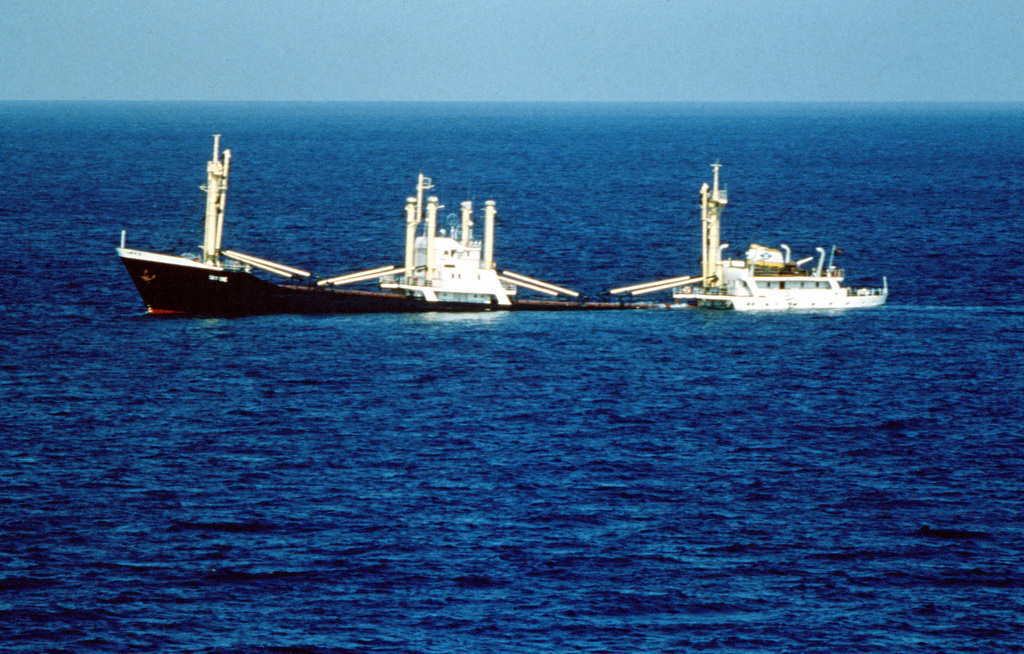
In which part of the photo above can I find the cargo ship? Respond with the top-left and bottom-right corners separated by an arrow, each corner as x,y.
610,164 -> 888,311
117,136 -> 645,315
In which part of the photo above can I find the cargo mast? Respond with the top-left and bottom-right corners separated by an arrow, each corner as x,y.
700,163 -> 727,287
202,135 -> 231,265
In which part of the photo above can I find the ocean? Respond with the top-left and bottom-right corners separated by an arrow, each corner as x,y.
1,102 -> 1022,653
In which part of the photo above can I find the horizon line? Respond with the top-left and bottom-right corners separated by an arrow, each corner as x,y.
3,99 -> 1023,105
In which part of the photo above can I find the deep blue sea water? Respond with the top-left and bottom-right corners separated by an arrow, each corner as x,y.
2,102 -> 1023,653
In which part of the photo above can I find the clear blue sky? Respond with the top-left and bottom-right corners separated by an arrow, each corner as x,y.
3,0 -> 1021,101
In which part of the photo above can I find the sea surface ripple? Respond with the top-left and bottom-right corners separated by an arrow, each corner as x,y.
1,102 -> 1023,653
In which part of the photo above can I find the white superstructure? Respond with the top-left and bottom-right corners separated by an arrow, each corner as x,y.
673,243 -> 888,310
612,164 -> 888,311
357,174 -> 576,304
375,176 -> 514,304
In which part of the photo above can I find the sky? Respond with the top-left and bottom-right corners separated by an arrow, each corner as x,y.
2,0 -> 1022,102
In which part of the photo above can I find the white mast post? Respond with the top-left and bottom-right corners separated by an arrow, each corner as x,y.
708,163 -> 723,286
426,196 -> 439,282
700,181 -> 710,285
404,197 -> 418,274
202,135 -> 230,265
214,148 -> 230,257
414,173 -> 434,281
461,200 -> 473,246
416,173 -> 433,228
483,200 -> 496,269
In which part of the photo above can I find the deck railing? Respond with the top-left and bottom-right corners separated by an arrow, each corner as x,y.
751,266 -> 844,278
845,287 -> 886,297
